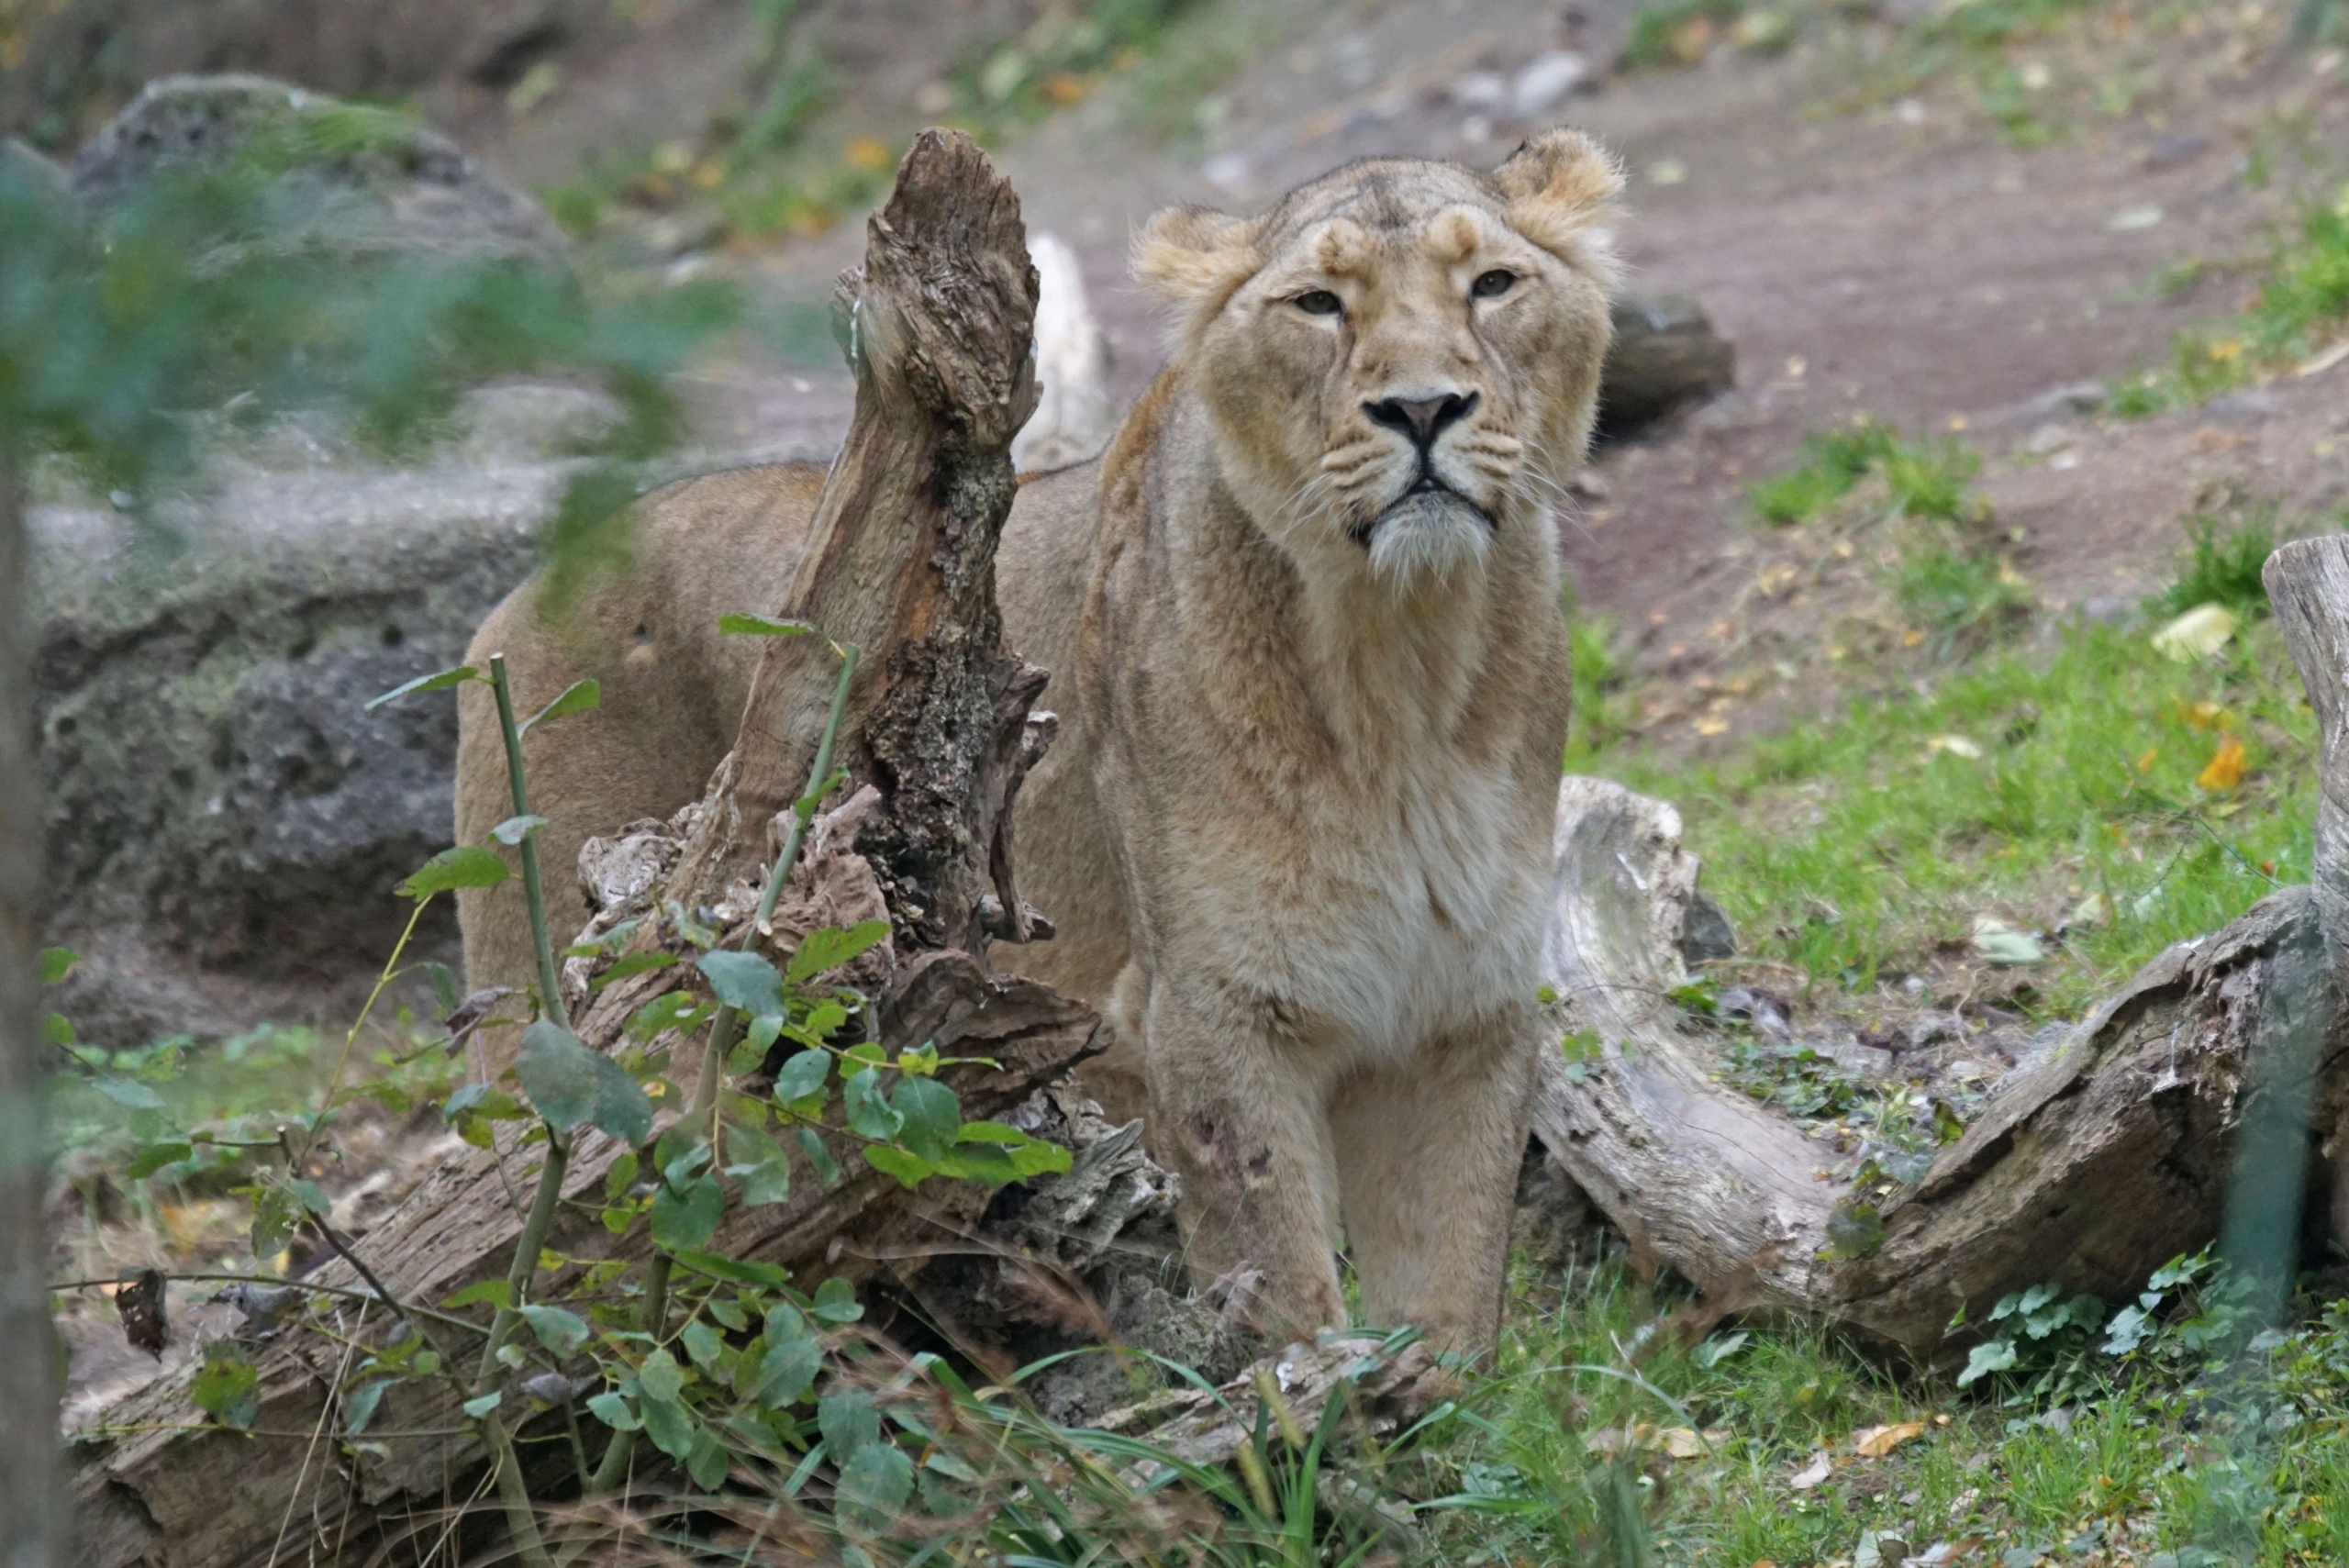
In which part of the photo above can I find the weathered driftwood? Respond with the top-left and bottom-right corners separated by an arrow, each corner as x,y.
1533,775 -> 2349,1353
2262,535 -> 2349,1254
70,129 -> 1095,1568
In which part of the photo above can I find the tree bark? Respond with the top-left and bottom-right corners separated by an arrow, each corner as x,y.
1532,776 -> 2349,1354
2262,535 -> 2349,1260
67,129 -> 1091,1568
3,457 -> 69,1563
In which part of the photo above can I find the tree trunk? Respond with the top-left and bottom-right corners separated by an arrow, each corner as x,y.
3,457 -> 69,1564
1532,775 -> 2349,1353
68,129 -> 1092,1568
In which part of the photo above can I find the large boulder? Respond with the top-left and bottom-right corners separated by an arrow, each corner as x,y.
66,73 -> 570,260
31,399 -> 585,1043
30,78 -> 580,1042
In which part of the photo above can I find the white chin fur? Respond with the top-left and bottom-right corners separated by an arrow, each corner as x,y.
1364,495 -> 1493,585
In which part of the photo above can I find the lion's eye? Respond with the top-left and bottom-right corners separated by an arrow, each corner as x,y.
1471,269 -> 1518,299
1294,289 -> 1343,317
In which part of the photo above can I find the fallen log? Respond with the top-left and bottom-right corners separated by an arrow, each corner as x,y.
69,128 -> 1097,1568
1534,763 -> 2349,1353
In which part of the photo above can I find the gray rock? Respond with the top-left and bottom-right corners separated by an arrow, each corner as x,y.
1682,890 -> 1739,963
68,74 -> 569,262
1598,294 -> 1736,438
2017,380 -> 2108,421
32,402 -> 576,1044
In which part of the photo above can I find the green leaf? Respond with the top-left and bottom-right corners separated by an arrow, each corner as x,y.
1957,1338 -> 2019,1387
586,1390 -> 640,1431
288,1178 -> 331,1217
519,678 -> 601,736
489,814 -> 547,846
462,1392 -> 503,1418
43,1012 -> 74,1048
786,920 -> 891,986
774,1049 -> 830,1107
863,1146 -> 933,1188
605,1151 -> 640,1203
38,947 -> 76,985
516,1021 -> 597,1131
731,1013 -> 784,1072
424,961 -> 462,1017
837,1442 -> 915,1534
443,1279 -> 513,1312
95,1077 -> 165,1111
651,1174 -> 724,1251
1824,1201 -> 1885,1261
591,951 -> 676,990
667,1251 -> 792,1290
639,1393 -> 698,1462
718,613 -> 814,638
365,665 -> 479,711
810,1276 -> 863,1324
1008,1140 -> 1072,1178
629,990 -> 712,1042
818,1388 -> 881,1462
191,1344 -> 260,1429
637,1349 -> 685,1403
516,1021 -> 652,1143
764,1302 -> 810,1346
724,1122 -> 792,1207
686,1429 -> 732,1491
746,1333 -> 822,1408
842,1066 -> 901,1142
796,1126 -> 841,1186
697,950 -> 785,1018
681,1319 -> 725,1371
343,1380 -> 390,1437
519,1304 -> 591,1357
891,1076 -> 960,1163
126,1141 -> 192,1179
399,845 -> 510,898
250,1185 -> 299,1258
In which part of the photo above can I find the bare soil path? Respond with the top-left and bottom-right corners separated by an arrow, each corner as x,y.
672,0 -> 2348,752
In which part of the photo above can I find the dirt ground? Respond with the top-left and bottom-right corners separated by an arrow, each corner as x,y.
575,0 -> 2349,757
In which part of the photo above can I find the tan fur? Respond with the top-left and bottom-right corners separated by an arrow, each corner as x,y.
456,130 -> 1620,1357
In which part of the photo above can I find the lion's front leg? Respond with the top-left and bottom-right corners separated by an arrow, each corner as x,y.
1139,966 -> 1348,1345
1330,1006 -> 1541,1362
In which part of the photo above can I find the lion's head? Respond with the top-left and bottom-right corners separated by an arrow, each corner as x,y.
1132,129 -> 1620,584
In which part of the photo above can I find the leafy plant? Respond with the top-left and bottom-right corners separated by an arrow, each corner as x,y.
1747,417 -> 1899,528
2154,509 -> 2279,620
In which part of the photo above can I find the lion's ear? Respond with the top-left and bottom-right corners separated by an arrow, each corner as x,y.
1130,205 -> 1264,312
1492,128 -> 1623,259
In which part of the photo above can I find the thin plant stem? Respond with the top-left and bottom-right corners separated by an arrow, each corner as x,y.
489,653 -> 569,1030
586,640 -> 857,1507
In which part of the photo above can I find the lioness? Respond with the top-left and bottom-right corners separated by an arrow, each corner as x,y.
456,129 -> 1620,1354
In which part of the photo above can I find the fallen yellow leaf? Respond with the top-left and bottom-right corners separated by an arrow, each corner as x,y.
1926,734 -> 1983,759
1853,1420 -> 1928,1457
2136,746 -> 2160,773
844,136 -> 894,172
1658,1426 -> 1709,1459
2175,697 -> 2232,729
2152,603 -> 2239,662
1901,628 -> 1926,648
2197,733 -> 2248,792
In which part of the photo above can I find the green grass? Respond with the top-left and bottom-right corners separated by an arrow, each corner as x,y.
1585,615 -> 2315,1019
2113,186 -> 2349,417
1746,417 -> 1973,529
1419,1252 -> 2349,1567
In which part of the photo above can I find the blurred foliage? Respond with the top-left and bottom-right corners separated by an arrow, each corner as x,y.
0,127 -> 740,539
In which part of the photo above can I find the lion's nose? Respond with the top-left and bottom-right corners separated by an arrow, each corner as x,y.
1363,390 -> 1478,450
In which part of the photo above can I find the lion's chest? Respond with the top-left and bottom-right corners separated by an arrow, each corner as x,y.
1195,750 -> 1550,1061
